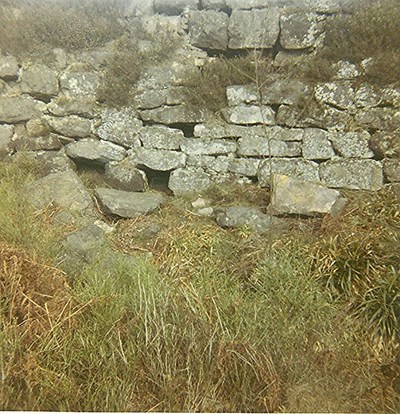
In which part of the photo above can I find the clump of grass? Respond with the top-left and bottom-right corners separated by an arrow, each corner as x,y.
0,0 -> 127,56
304,0 -> 400,85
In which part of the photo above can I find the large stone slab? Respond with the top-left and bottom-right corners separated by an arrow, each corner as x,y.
128,148 -> 186,171
270,174 -> 345,217
0,96 -> 44,123
189,10 -> 229,50
0,55 -> 19,80
302,128 -> 335,160
97,108 -> 142,148
369,131 -> 400,159
140,105 -> 208,125
95,188 -> 164,218
280,12 -> 324,50
138,125 -> 184,150
356,108 -> 400,132
223,105 -> 275,125
181,138 -> 237,155
154,0 -> 198,15
319,159 -> 383,191
105,162 -> 148,192
20,64 -> 59,99
383,159 -> 400,182
60,70 -> 100,98
237,136 -> 301,157
187,155 -> 231,173
26,170 -> 94,214
216,206 -> 287,234
65,139 -> 126,165
228,158 -> 261,176
314,82 -> 355,110
168,167 -> 212,195
258,158 -> 320,186
47,96 -> 97,118
46,115 -> 92,138
228,9 -> 280,49
329,131 -> 374,158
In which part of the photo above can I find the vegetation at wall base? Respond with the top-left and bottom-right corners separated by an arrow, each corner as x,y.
0,159 -> 399,412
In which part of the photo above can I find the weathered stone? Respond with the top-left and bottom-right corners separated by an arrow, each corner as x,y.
355,85 -> 381,108
201,0 -> 227,10
280,13 -> 324,50
65,139 -> 126,165
333,61 -> 360,80
302,128 -> 335,160
0,124 -> 14,158
20,64 -> 59,99
95,188 -> 164,218
140,105 -> 208,125
369,131 -> 400,159
97,108 -> 142,148
330,131 -> 374,158
47,96 -> 97,118
138,125 -> 184,150
320,159 -> 383,191
14,135 -> 63,151
381,87 -> 400,108
216,206 -> 287,234
258,158 -> 320,186
128,148 -> 186,171
228,158 -> 260,176
33,149 -> 76,175
26,118 -> 50,137
223,105 -> 275,125
60,70 -> 100,98
314,82 -> 355,110
168,167 -> 212,195
383,159 -> 400,182
46,115 -> 92,138
105,161 -> 148,192
355,108 -> 400,131
237,136 -> 301,157
226,0 -> 270,8
189,10 -> 229,50
228,9 -> 280,49
26,170 -> 94,214
154,0 -> 198,15
187,155 -> 231,172
0,96 -> 44,123
181,138 -> 237,155
270,174 -> 345,216
134,87 -> 186,109
226,85 -> 258,107
0,55 -> 19,80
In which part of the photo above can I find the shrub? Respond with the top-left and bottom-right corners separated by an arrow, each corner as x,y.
0,0 -> 127,56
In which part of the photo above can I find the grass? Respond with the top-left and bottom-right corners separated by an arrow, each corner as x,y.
0,0 -> 127,56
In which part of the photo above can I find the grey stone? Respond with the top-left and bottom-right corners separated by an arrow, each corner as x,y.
280,13 -> 324,50
140,105 -> 208,125
381,87 -> 400,108
95,188 -> 164,218
168,167 -> 212,195
201,0 -> 227,10
0,124 -> 14,158
262,79 -> 311,106
47,96 -> 97,118
14,135 -> 63,151
226,0 -> 271,9
26,119 -> 50,137
216,206 -> 287,234
369,131 -> 400,159
226,85 -> 258,107
20,64 -> 59,99
133,87 -> 186,110
0,55 -> 19,80
187,155 -> 231,172
320,159 -> 383,191
258,158 -> 320,187
302,128 -> 335,160
46,115 -> 92,138
228,158 -> 261,176
60,70 -> 100,98
33,149 -> 76,175
128,148 -> 186,171
26,170 -> 95,214
154,0 -> 198,15
330,131 -> 374,158
138,125 -> 184,150
270,174 -> 345,217
355,108 -> 400,131
355,85 -> 381,108
197,207 -> 214,216
105,161 -> 148,192
383,159 -> 400,182
188,10 -> 229,50
237,136 -> 301,157
181,138 -> 237,155
65,139 -> 126,165
333,61 -> 360,80
228,9 -> 280,49
0,96 -> 44,123
97,108 -> 142,148
223,105 -> 275,125
314,82 -> 355,110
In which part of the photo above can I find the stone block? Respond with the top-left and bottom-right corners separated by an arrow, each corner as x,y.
128,148 -> 186,171
105,162 -> 149,192
138,125 -> 184,150
140,105 -> 208,124
0,55 -> 19,80
20,64 -> 59,99
0,96 -> 45,123
330,131 -> 374,158
238,136 -> 301,157
228,158 -> 261,176
383,159 -> 400,182
181,138 -> 237,155
168,167 -> 212,195
223,105 -> 275,125
302,128 -> 335,160
46,115 -> 92,138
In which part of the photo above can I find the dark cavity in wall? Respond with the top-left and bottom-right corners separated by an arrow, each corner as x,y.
169,123 -> 196,137
139,166 -> 172,194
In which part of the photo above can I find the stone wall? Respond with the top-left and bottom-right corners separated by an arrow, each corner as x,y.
0,2 -> 399,197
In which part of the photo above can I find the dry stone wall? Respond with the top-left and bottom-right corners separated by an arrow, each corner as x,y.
0,1 -> 399,199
